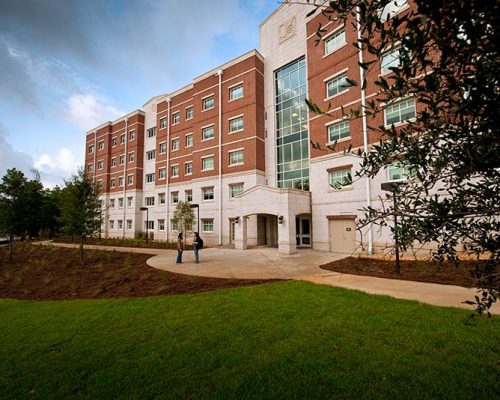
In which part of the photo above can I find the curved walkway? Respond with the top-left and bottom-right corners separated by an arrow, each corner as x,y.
41,242 -> 499,314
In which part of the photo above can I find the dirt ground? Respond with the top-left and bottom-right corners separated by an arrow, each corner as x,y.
0,244 -> 275,300
320,256 -> 493,288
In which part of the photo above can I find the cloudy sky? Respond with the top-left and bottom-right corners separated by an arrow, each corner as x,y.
0,0 -> 278,187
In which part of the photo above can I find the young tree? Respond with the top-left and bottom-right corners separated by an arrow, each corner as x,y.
0,169 -> 28,262
172,201 -> 195,245
306,0 -> 499,313
59,168 -> 102,264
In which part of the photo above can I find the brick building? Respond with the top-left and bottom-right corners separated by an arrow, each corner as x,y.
85,0 -> 416,254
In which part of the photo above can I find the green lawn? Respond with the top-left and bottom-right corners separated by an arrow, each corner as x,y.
0,281 -> 498,399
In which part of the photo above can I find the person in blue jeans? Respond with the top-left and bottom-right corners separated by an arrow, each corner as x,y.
193,232 -> 202,264
176,232 -> 184,264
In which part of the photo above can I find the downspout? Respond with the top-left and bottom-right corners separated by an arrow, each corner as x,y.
122,117 -> 129,239
165,97 -> 172,241
216,69 -> 223,246
356,5 -> 373,255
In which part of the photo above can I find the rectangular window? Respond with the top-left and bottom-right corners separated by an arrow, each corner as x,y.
97,180 -> 103,190
325,28 -> 346,55
97,160 -> 104,170
185,190 -> 193,202
328,121 -> 350,142
127,196 -> 133,208
159,142 -> 167,154
159,167 -> 166,180
110,199 -> 115,208
109,220 -> 114,229
147,127 -> 157,137
229,84 -> 243,100
118,197 -> 124,208
111,158 -> 116,167
202,187 -> 214,201
98,141 -> 104,150
329,168 -> 353,189
229,116 -> 244,133
229,150 -> 244,166
120,134 -> 126,144
159,193 -> 166,205
128,152 -> 135,162
145,196 -> 155,206
186,107 -> 193,120
127,220 -> 133,230
127,175 -> 133,185
185,162 -> 193,175
146,173 -> 155,183
118,220 -> 123,230
172,138 -> 180,151
171,165 -> 179,177
88,144 -> 94,154
146,150 -> 156,160
112,137 -> 117,147
110,179 -> 116,188
202,156 -> 214,171
129,130 -> 135,141
145,220 -> 154,230
326,73 -> 348,98
186,134 -> 193,147
385,99 -> 416,125
202,96 -> 214,110
381,47 -> 401,74
202,219 -> 214,233
87,164 -> 93,172
158,219 -> 165,231
380,0 -> 408,22
202,125 -> 214,140
171,219 -> 178,231
171,192 -> 179,204
119,155 -> 125,165
118,176 -> 124,187
230,184 -> 244,198
388,161 -> 415,181
172,112 -> 180,124
160,118 -> 167,129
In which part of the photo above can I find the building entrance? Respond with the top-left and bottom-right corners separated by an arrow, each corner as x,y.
296,215 -> 311,247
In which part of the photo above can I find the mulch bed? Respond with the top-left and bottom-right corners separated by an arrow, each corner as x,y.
320,256 -> 492,288
0,244 -> 276,300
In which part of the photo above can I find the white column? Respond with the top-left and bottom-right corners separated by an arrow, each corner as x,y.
234,217 -> 247,250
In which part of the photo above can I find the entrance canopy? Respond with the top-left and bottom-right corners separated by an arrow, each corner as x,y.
230,185 -> 311,254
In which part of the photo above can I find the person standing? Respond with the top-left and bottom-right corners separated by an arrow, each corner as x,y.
176,232 -> 184,264
193,232 -> 203,264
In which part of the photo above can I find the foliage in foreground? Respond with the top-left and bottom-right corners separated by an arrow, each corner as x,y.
306,0 -> 499,313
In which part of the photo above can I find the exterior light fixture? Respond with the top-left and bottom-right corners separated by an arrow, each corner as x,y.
234,216 -> 240,224
278,215 -> 284,224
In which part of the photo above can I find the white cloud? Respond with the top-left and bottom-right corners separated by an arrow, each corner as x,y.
34,147 -> 79,187
64,93 -> 124,130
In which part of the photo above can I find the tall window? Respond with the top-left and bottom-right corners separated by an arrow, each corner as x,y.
118,176 -> 124,187
97,160 -> 104,170
229,150 -> 244,166
328,121 -> 350,142
112,137 -> 117,146
158,220 -> 165,231
329,168 -> 352,189
146,173 -> 155,183
88,144 -> 94,154
229,116 -> 244,132
159,168 -> 166,180
119,155 -> 125,165
127,197 -> 133,208
202,96 -> 214,110
171,192 -> 179,204
98,141 -> 104,150
202,156 -> 214,171
202,125 -> 214,140
159,193 -> 166,205
185,162 -> 193,175
185,190 -> 193,202
381,47 -> 401,74
118,198 -> 124,208
160,118 -> 167,129
326,73 -> 348,98
128,152 -> 135,162
385,99 -> 416,125
186,134 -> 193,147
172,112 -> 180,124
120,134 -> 126,144
275,58 -> 309,190
229,84 -> 243,100
159,142 -> 167,154
127,175 -> 133,185
186,107 -> 193,120
172,138 -> 180,151
171,165 -> 179,177
129,130 -> 135,140
325,28 -> 346,55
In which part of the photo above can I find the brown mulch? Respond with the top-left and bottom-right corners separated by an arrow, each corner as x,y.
0,244 -> 277,300
319,256 -> 492,288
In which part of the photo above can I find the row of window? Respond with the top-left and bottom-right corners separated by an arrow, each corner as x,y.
88,130 -> 136,154
108,219 -> 214,233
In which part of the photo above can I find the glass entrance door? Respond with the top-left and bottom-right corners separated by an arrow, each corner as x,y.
296,216 -> 311,247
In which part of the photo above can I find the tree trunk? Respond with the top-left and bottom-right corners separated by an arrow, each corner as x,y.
8,234 -> 13,263
79,235 -> 84,266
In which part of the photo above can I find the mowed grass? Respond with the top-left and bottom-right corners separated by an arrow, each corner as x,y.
0,281 -> 499,400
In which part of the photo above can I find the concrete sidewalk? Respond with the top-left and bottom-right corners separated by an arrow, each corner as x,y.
41,241 -> 499,314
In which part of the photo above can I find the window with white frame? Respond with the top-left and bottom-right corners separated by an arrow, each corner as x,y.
110,198 -> 115,208
145,196 -> 155,206
146,173 -> 155,183
112,137 -> 117,146
171,192 -> 179,204
129,130 -> 135,141
202,125 -> 214,140
160,118 -> 167,129
230,183 -> 244,198
185,162 -> 193,175
379,0 -> 408,22
325,28 -> 346,55
158,193 -> 166,205
111,158 -> 117,167
127,220 -> 133,230
388,161 -> 415,181
326,73 -> 348,98
98,141 -> 104,150
117,220 -> 123,230
171,165 -> 179,177
109,220 -> 114,229
159,167 -> 166,180
118,197 -> 124,208
172,112 -> 180,124
146,150 -> 156,160
229,84 -> 243,100
97,180 -> 103,190
381,47 -> 401,74
185,190 -> 193,202
87,164 -> 93,172
127,175 -> 133,185
328,121 -> 350,142
329,167 -> 353,189
159,142 -> 167,154
97,160 -> 104,170
128,152 -> 135,163
229,150 -> 244,166
119,154 -> 125,165
127,196 -> 133,208
202,187 -> 214,201
147,127 -> 157,137
118,176 -> 124,187
145,220 -> 154,230
229,116 -> 244,132
158,219 -> 165,231
171,219 -> 178,231
186,134 -> 193,147
384,99 -> 416,125
202,156 -> 214,171
202,96 -> 214,110
88,144 -> 94,154
172,138 -> 180,151
186,107 -> 193,120
120,134 -> 125,144
202,219 -> 214,233
110,179 -> 116,188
